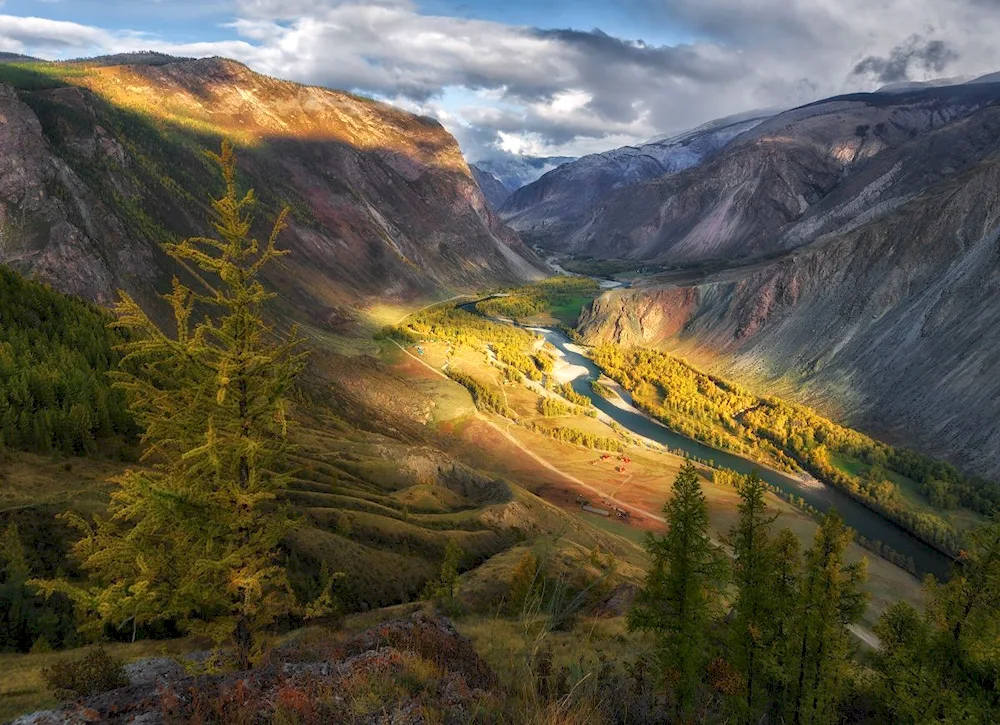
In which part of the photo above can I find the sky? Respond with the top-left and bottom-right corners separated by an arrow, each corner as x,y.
2,0 -> 1000,162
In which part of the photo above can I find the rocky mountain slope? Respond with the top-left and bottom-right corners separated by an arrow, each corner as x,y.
473,155 -> 575,193
469,164 -> 512,209
0,57 -> 544,319
526,83 -> 1000,263
577,82 -> 1000,477
499,114 -> 771,246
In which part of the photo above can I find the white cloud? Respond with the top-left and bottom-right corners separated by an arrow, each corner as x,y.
3,1 -> 1000,159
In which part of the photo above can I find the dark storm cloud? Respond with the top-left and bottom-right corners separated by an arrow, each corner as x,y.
853,35 -> 960,84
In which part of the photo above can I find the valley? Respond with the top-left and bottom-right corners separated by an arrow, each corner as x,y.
0,49 -> 998,725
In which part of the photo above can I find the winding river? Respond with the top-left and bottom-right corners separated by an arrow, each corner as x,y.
462,301 -> 953,579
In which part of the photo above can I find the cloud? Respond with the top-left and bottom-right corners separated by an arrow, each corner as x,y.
2,0 -> 1000,160
0,15 -> 113,52
853,35 -> 960,84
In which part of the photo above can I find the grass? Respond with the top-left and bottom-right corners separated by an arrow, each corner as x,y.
829,451 -> 868,478
0,453 -> 122,517
829,451 -> 989,534
0,635 -> 209,722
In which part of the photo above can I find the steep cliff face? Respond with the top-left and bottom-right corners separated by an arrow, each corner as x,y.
0,58 -> 544,318
579,106 -> 1000,476
470,164 -> 512,210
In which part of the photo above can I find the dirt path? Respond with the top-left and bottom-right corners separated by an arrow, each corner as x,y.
388,339 -> 883,650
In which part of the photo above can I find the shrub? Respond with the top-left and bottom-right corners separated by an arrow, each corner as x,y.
41,645 -> 129,699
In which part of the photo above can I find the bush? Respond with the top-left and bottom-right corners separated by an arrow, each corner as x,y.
41,645 -> 129,699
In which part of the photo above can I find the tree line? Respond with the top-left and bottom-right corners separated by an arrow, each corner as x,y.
476,277 -> 599,322
591,344 -> 999,556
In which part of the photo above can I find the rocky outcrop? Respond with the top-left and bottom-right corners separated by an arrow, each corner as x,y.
12,612 -> 497,725
0,57 -> 545,318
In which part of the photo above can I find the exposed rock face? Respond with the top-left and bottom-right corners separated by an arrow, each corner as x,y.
500,114 -> 770,247
578,96 -> 1000,476
470,164 -> 512,209
12,612 -> 497,725
526,83 -> 1000,264
0,58 -> 544,317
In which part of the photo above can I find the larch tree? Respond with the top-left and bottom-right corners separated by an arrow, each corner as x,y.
726,472 -> 783,723
786,512 -> 868,725
869,521 -> 1000,723
629,460 -> 727,720
34,141 -> 308,668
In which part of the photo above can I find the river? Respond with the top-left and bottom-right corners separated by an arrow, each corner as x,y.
462,301 -> 953,579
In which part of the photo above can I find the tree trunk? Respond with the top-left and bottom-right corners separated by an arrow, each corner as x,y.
234,615 -> 252,670
792,629 -> 809,725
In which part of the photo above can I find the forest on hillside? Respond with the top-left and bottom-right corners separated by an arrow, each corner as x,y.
0,266 -> 136,456
591,345 -> 1000,555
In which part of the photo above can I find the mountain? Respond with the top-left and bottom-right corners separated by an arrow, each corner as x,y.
576,80 -> 1000,478
0,57 -> 544,318
470,164 -> 512,209
499,113 -> 771,246
472,155 -> 575,192
0,53 -> 40,63
527,83 -> 1000,263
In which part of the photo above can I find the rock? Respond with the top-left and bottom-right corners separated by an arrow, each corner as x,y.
10,612 -> 499,725
122,657 -> 186,687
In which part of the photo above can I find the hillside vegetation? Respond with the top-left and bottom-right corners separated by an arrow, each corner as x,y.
592,344 -> 998,554
0,266 -> 135,456
477,276 -> 600,327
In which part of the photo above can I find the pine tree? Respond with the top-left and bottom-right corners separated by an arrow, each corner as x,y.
629,460 -> 727,720
726,472 -> 782,722
34,142 -> 307,668
786,512 -> 868,725
870,601 -> 942,723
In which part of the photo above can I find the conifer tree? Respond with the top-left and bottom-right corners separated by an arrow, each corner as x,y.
629,460 -> 727,720
34,142 -> 307,668
726,473 -> 782,722
423,538 -> 464,611
786,512 -> 868,725
873,520 -> 1000,722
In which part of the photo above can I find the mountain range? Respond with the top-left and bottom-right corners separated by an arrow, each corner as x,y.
502,79 -> 1000,478
472,155 -> 576,194
3,51 -> 1000,480
498,113 -> 773,246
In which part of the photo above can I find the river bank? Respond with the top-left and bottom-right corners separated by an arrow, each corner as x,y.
461,299 -> 953,579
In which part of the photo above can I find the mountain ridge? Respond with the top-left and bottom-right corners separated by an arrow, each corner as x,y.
499,114 -> 772,247
0,57 -> 545,320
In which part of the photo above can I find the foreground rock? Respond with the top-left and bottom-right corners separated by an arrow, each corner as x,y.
12,612 -> 498,725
